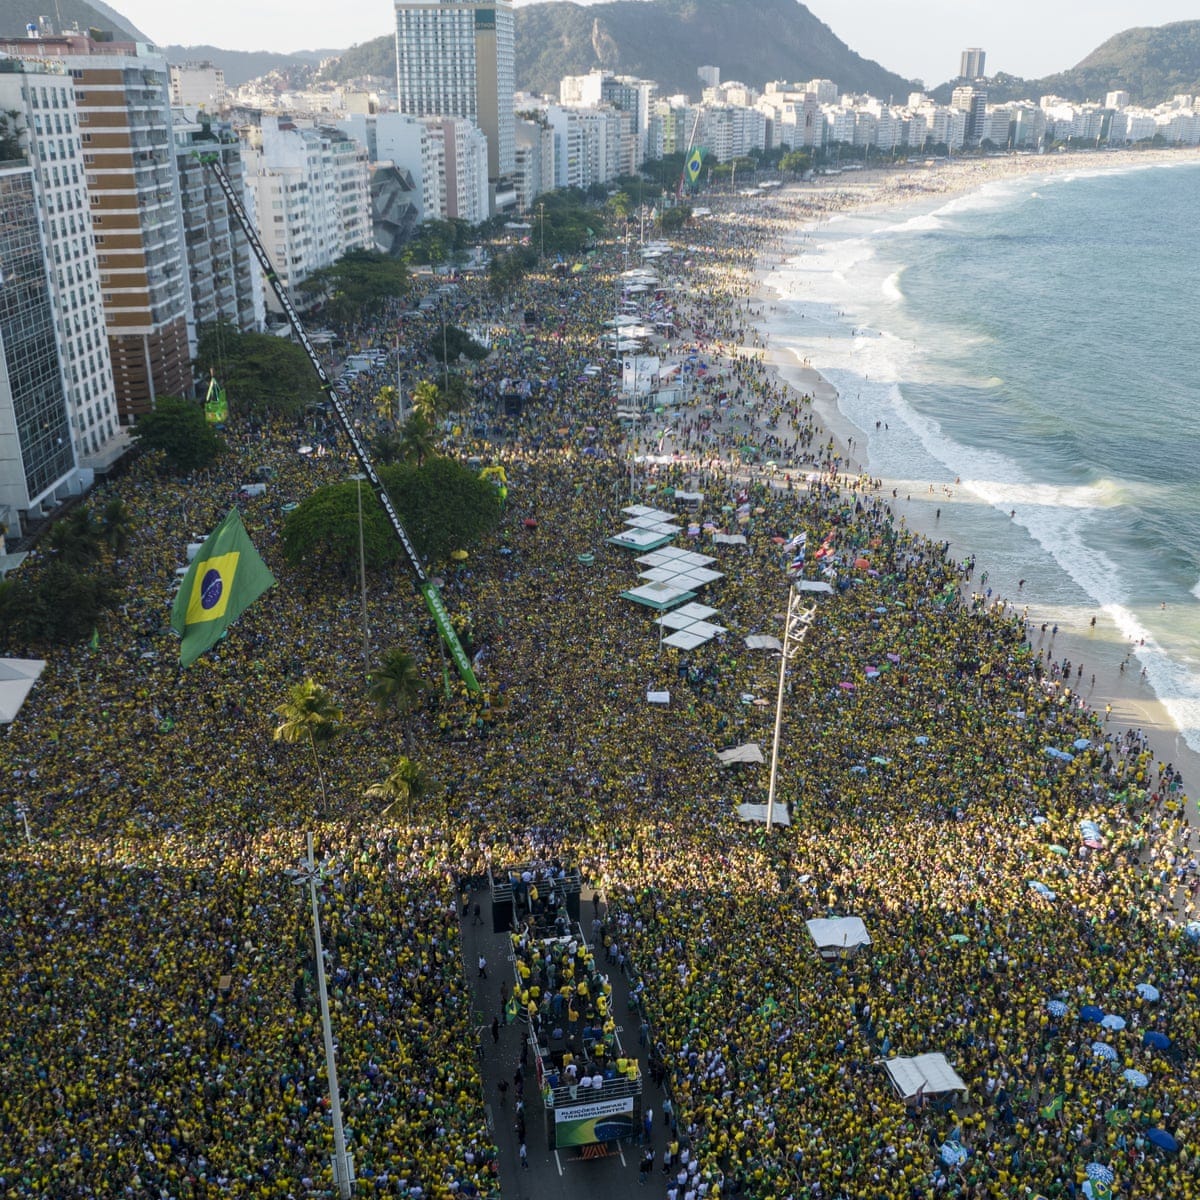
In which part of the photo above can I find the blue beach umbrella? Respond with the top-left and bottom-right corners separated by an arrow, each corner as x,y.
1073,737 -> 1091,750
1136,983 -> 1161,1002
1143,1031 -> 1171,1050
1100,1014 -> 1126,1031
1046,999 -> 1068,1018
1091,1041 -> 1118,1061
1029,881 -> 1056,900
1121,1068 -> 1149,1088
1079,1005 -> 1105,1023
939,1141 -> 969,1167
1086,1164 -> 1114,1187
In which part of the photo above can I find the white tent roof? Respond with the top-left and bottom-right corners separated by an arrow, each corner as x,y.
806,917 -> 872,952
712,533 -> 748,545
625,516 -> 682,534
609,527 -> 676,551
0,657 -> 47,724
717,743 -> 764,765
882,1054 -> 967,1100
736,803 -> 791,825
623,505 -> 677,522
745,635 -> 783,651
658,606 -> 719,631
673,491 -> 704,503
636,547 -> 715,568
639,565 -> 724,588
663,629 -> 710,650
621,581 -> 696,610
797,580 -> 835,594
672,602 -> 719,620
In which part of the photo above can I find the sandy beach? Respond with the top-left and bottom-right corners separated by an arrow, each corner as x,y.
737,150 -> 1200,851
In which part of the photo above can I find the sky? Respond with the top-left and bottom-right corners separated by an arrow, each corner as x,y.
111,0 -> 1197,88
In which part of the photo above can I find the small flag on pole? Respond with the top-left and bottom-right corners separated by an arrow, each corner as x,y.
171,508 -> 275,668
204,372 -> 228,424
685,146 -> 703,185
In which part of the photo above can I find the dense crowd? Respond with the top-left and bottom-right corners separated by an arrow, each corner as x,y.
2,173 -> 1198,1200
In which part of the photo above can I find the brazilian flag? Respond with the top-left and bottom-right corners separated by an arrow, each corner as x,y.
204,375 -> 228,424
171,508 -> 275,667
1039,1094 -> 1064,1120
505,994 -> 519,1024
685,146 -> 704,185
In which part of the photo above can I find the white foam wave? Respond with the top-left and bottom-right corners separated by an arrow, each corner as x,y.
881,270 -> 904,302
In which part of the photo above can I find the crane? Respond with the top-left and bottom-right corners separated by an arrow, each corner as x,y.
201,155 -> 481,694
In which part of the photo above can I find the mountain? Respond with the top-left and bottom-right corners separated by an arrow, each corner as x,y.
159,45 -> 336,88
0,0 -> 145,40
321,0 -> 915,99
933,21 -> 1200,107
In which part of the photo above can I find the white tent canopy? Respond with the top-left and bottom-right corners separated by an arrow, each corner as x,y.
881,1054 -> 967,1100
0,657 -> 47,724
712,533 -> 748,546
797,580 -> 835,594
736,803 -> 791,825
745,635 -> 783,651
806,917 -> 872,955
717,743 -> 764,765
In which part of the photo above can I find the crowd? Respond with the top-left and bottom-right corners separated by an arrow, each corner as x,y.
2,173 -> 1198,1200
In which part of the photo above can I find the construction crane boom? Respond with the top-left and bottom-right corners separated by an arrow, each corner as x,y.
202,155 -> 480,694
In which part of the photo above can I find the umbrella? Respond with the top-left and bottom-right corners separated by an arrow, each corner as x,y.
914,736 -> 929,745
1100,1014 -> 1126,1031
1073,737 -> 1091,750
450,549 -> 469,561
1079,1005 -> 1105,1023
948,933 -> 969,944
1185,921 -> 1200,941
1086,1164 -> 1115,1187
939,1141 -> 968,1167
1136,983 -> 1161,1002
1122,1068 -> 1149,1088
1029,881 -> 1057,900
1049,845 -> 1069,856
870,756 -> 890,765
1145,1128 -> 1180,1153
1032,815 -> 1047,825
1046,1000 -> 1068,1017
1091,1041 -> 1118,1061
1143,1031 -> 1171,1050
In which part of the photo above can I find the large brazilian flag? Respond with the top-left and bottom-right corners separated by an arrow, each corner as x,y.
171,508 -> 275,667
685,146 -> 704,185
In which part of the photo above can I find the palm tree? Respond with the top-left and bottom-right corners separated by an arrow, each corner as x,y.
398,412 -> 437,467
368,648 -> 425,721
48,506 -> 102,568
273,679 -> 343,812
373,385 -> 400,424
101,498 -> 132,558
410,379 -> 447,425
364,755 -> 428,818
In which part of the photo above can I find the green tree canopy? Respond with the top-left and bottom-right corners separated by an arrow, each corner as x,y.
131,398 -> 223,474
0,561 -> 116,648
282,458 -> 502,572
196,322 -> 324,419
430,324 -> 489,365
273,678 -> 343,813
300,249 -> 410,326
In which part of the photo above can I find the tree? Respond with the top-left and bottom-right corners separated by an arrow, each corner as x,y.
368,648 -> 425,724
132,398 -> 223,473
372,429 -> 406,466
0,561 -> 116,647
196,323 -> 323,419
430,324 -> 489,365
101,498 -> 132,559
364,755 -> 428,818
410,380 -> 449,425
373,385 -> 401,424
300,249 -> 410,326
273,679 -> 344,812
47,506 -> 103,569
0,109 -> 23,161
399,412 -> 438,467
780,150 -> 811,175
660,205 -> 691,233
282,482 -> 398,573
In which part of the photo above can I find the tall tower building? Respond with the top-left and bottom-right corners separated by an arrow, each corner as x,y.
0,162 -> 78,539
0,32 -> 196,422
960,48 -> 986,80
0,56 -> 124,469
393,0 -> 515,183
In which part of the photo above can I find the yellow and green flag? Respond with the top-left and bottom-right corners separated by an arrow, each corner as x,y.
685,146 -> 704,185
171,508 -> 275,667
204,375 -> 228,424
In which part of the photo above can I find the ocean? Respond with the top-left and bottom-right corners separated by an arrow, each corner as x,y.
763,157 -> 1200,752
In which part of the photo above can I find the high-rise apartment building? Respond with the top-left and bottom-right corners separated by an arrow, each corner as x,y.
0,163 -> 78,539
393,0 -> 515,183
0,57 -> 123,468
241,116 -> 372,306
170,61 -> 226,109
0,32 -> 196,421
173,112 -> 264,336
960,48 -> 986,80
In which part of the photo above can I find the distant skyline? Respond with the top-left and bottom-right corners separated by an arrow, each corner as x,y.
111,0 -> 1198,89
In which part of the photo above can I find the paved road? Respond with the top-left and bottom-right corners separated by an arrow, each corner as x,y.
460,887 -> 675,1200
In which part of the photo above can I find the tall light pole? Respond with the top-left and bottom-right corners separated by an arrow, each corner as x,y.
765,586 -> 817,831
289,833 -> 354,1197
537,201 -> 545,261
349,474 -> 370,680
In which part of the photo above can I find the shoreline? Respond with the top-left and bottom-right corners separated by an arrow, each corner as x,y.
740,151 -> 1200,837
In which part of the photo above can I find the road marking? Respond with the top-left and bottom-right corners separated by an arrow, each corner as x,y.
554,1150 -> 563,1177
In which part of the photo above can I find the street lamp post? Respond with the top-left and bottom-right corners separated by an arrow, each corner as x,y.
290,833 -> 354,1197
537,201 -> 545,261
765,586 -> 817,831
13,800 -> 31,844
349,474 -> 370,680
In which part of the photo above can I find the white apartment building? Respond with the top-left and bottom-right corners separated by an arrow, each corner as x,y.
170,61 -> 225,109
513,116 -> 554,212
241,116 -> 371,302
393,0 -> 515,183
425,117 -> 490,223
0,57 -> 122,468
546,105 -> 619,190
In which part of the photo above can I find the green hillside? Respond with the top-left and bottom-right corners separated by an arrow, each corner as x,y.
322,0 -> 915,99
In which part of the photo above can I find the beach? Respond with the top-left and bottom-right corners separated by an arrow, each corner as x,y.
737,148 -> 1200,843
